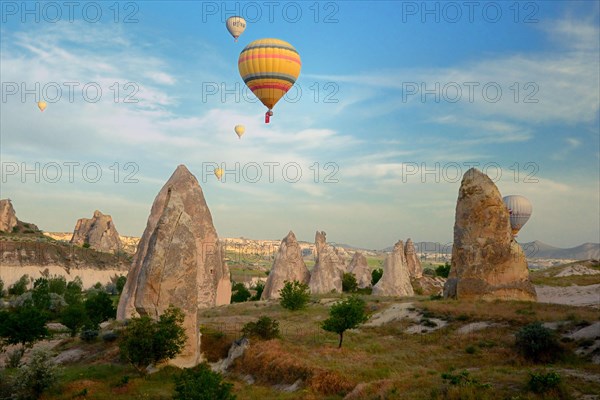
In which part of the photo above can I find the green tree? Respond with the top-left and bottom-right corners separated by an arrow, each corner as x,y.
0,306 -> 49,353
47,275 -> 67,295
31,278 -> 51,312
279,280 -> 310,311
371,268 -> 383,286
322,296 -> 368,348
0,278 -> 4,298
13,348 -> 59,400
64,277 -> 83,305
342,273 -> 358,293
116,275 -> 127,294
84,290 -> 116,328
515,322 -> 563,363
173,363 -> 235,400
435,262 -> 451,278
119,305 -> 187,374
230,282 -> 251,303
8,275 -> 29,296
60,302 -> 89,337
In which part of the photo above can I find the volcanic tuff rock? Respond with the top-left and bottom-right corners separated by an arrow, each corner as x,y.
70,210 -> 122,253
309,231 -> 345,294
372,240 -> 414,297
404,239 -> 423,278
348,252 -> 372,288
117,165 -> 231,368
443,168 -> 536,301
261,231 -> 311,300
0,199 -> 18,232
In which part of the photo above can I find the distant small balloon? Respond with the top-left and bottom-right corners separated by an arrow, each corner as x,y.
214,168 -> 224,180
226,16 -> 246,42
234,125 -> 245,139
503,195 -> 532,236
37,101 -> 47,112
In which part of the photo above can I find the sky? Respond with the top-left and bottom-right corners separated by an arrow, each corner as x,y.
0,1 -> 599,250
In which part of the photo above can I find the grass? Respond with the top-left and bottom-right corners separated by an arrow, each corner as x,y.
529,261 -> 600,287
6,289 -> 600,399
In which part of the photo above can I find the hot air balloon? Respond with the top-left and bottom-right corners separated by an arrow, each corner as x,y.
226,16 -> 246,42
37,101 -> 47,112
503,195 -> 532,236
214,168 -> 224,180
234,125 -> 245,139
238,38 -> 301,123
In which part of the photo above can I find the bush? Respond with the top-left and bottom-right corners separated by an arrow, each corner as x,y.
242,316 -> 280,340
527,370 -> 562,394
173,363 -> 236,400
115,275 -> 127,294
441,370 -> 490,388
84,290 -> 116,329
515,322 -> 563,363
80,329 -> 99,342
60,302 -> 89,337
322,296 -> 368,348
9,275 -> 29,296
250,283 -> 264,301
47,276 -> 67,295
436,262 -> 451,278
82,243 -> 90,248
13,348 -> 59,400
102,332 -> 119,342
6,348 -> 24,368
0,306 -> 49,350
279,280 -> 310,311
0,278 -> 4,298
371,268 -> 383,286
119,305 -> 187,374
342,273 -> 358,293
64,278 -> 83,305
230,282 -> 251,303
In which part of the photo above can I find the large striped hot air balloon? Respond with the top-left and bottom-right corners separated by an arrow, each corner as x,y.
503,195 -> 532,236
238,38 -> 301,123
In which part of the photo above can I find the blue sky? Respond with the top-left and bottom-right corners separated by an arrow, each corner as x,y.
1,1 -> 599,249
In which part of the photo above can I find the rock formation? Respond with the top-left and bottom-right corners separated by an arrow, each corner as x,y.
348,252 -> 371,288
404,239 -> 423,278
70,210 -> 122,253
261,231 -> 311,300
0,199 -> 18,232
117,165 -> 231,368
372,240 -> 414,297
443,168 -> 536,301
309,231 -> 345,294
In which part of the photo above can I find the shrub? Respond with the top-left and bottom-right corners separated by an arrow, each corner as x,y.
371,268 -> 383,286
6,348 -> 24,368
82,243 -> 90,249
441,370 -> 490,388
0,306 -> 49,350
84,290 -> 116,329
119,305 -> 187,374
322,296 -> 368,348
9,275 -> 29,296
115,275 -> 127,294
242,316 -> 280,340
13,348 -> 59,400
0,278 -> 4,298
64,278 -> 83,305
342,273 -> 358,293
515,322 -> 563,363
230,282 -> 251,303
173,363 -> 235,400
47,276 -> 67,295
80,329 -> 99,342
250,282 -> 264,301
465,345 -> 477,354
527,370 -> 562,394
102,331 -> 119,342
199,327 -> 231,362
436,262 -> 451,278
279,280 -> 310,311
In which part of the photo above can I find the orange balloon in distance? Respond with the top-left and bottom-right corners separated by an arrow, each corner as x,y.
238,38 -> 301,123
37,101 -> 47,112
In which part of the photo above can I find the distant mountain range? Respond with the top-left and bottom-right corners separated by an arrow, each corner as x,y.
381,241 -> 600,260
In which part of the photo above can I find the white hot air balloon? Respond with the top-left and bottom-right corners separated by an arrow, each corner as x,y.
503,195 -> 532,236
226,16 -> 246,42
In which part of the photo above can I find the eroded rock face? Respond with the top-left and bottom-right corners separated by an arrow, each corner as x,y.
70,211 -> 122,253
261,231 -> 310,300
0,199 -> 18,233
117,165 -> 231,368
443,168 -> 536,302
348,252 -> 371,289
404,239 -> 423,279
309,231 -> 344,294
372,240 -> 414,297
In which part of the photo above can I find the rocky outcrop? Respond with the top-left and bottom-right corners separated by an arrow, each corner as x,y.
0,199 -> 18,233
404,239 -> 423,278
309,231 -> 345,294
372,240 -> 414,297
261,231 -> 310,300
117,165 -> 231,368
348,252 -> 371,288
443,168 -> 536,301
70,211 -> 122,253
